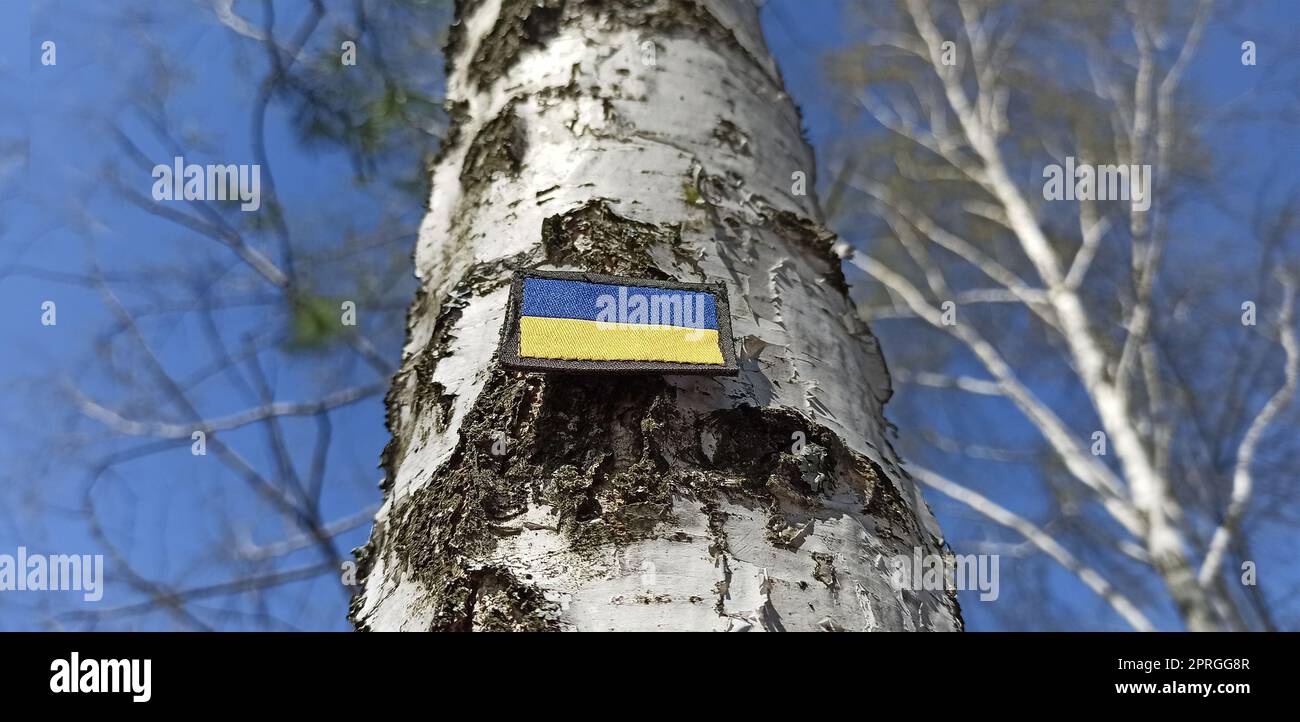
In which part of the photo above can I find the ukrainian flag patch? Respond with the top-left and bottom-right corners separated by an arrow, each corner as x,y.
499,270 -> 738,375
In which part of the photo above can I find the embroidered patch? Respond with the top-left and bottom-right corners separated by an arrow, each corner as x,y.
499,270 -> 738,375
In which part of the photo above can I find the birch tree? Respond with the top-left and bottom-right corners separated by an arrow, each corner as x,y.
351,0 -> 961,631
826,0 -> 1299,631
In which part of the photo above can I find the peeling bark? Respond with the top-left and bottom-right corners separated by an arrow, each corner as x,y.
352,0 -> 961,632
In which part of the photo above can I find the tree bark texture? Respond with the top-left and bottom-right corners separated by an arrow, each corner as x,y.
352,0 -> 962,632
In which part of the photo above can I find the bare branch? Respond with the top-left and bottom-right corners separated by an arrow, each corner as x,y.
1199,276 -> 1299,585
893,369 -> 1004,397
238,506 -> 378,561
1065,211 -> 1110,291
850,253 -> 1142,533
911,464 -> 1156,631
71,382 -> 385,439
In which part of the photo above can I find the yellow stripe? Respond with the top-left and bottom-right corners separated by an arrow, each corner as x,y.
519,316 -> 724,365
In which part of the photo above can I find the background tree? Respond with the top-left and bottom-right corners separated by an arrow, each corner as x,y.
1,0 -> 448,630
821,0 -> 1300,630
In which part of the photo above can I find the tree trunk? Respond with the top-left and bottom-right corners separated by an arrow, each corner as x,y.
351,0 -> 962,632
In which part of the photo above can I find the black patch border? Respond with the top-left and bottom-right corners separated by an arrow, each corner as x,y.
499,269 -> 739,376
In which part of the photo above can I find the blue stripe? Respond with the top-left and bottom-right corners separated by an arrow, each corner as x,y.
521,277 -> 718,329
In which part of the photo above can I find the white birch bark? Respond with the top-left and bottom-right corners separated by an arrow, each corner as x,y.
351,0 -> 961,632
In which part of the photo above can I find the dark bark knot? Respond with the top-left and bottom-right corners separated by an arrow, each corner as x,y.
463,0 -> 774,92
460,100 -> 527,192
541,198 -> 685,277
712,119 -> 752,156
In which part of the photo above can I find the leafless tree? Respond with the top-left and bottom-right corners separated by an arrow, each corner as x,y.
826,0 -> 1299,630
4,0 -> 446,630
